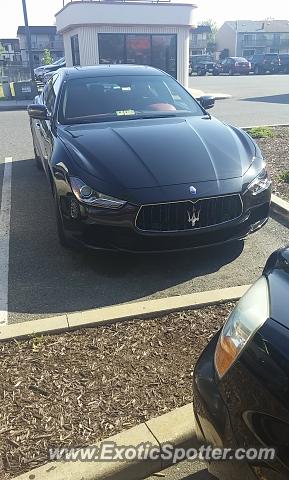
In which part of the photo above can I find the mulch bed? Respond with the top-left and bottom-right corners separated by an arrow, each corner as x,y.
256,126 -> 289,202
0,302 -> 234,479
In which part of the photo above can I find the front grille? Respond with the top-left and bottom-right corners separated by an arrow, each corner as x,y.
135,195 -> 243,232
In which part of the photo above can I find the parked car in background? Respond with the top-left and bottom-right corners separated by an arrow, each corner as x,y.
279,53 -> 289,74
43,71 -> 55,83
216,57 -> 251,75
250,53 -> 280,74
193,246 -> 289,480
34,57 -> 66,82
27,65 -> 270,252
189,55 -> 219,76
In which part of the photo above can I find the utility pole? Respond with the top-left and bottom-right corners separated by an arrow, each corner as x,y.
234,20 -> 238,56
21,0 -> 35,82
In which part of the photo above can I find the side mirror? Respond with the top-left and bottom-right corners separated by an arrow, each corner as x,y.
199,95 -> 215,110
27,104 -> 50,120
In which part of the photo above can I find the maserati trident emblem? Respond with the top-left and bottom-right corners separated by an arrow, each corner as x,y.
187,206 -> 201,227
189,186 -> 197,195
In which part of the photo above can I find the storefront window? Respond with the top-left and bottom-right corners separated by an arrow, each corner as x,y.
71,34 -> 80,66
151,35 -> 177,78
98,33 -> 177,78
98,34 -> 125,64
126,35 -> 151,65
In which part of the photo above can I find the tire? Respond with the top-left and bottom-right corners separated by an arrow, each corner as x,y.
54,187 -> 73,249
33,144 -> 43,170
228,68 -> 234,76
213,70 -> 219,76
197,68 -> 205,76
254,65 -> 261,75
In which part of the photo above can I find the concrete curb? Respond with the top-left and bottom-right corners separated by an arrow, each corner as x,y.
0,101 -> 30,111
243,123 -> 289,129
187,88 -> 231,101
271,194 -> 289,223
13,403 -> 197,480
0,285 -> 249,342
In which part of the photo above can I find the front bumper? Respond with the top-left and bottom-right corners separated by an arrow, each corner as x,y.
58,188 -> 271,253
193,322 -> 289,480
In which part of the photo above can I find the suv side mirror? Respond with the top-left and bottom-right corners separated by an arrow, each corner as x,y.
199,95 -> 215,110
27,104 -> 50,120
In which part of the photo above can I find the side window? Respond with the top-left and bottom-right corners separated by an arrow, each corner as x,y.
46,79 -> 56,113
53,74 -> 62,98
42,82 -> 50,105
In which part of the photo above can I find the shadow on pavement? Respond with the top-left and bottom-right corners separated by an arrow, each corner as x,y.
242,93 -> 289,105
8,158 -> 244,319
181,469 -> 215,479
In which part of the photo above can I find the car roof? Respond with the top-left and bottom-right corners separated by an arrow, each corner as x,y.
61,64 -> 165,79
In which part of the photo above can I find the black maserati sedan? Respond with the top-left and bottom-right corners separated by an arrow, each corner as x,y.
193,246 -> 289,480
28,65 -> 271,252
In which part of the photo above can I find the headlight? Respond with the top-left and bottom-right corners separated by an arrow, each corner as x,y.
246,167 -> 271,195
214,276 -> 269,379
70,177 -> 127,209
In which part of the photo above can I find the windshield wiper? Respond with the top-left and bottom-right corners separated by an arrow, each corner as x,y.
136,113 -> 178,120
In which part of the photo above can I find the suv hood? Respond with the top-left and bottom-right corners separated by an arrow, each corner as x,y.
60,116 -> 256,189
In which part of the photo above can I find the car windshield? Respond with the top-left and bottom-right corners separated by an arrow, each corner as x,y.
59,75 -> 204,125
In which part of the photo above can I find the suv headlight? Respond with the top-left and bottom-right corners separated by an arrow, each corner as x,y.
70,177 -> 127,209
246,167 -> 271,195
215,276 -> 269,378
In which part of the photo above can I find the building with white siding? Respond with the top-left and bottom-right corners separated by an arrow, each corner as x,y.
55,0 -> 196,87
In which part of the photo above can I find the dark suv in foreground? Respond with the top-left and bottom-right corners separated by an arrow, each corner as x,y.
250,53 -> 280,74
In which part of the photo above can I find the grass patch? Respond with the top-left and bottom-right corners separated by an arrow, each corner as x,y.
279,170 -> 289,184
246,126 -> 274,139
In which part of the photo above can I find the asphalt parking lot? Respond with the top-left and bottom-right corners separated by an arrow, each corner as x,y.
190,73 -> 289,127
0,109 -> 288,325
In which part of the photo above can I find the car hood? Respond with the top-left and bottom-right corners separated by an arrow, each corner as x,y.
59,116 -> 256,189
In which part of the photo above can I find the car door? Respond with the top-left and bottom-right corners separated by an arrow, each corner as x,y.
38,74 -> 61,174
221,58 -> 229,73
32,85 -> 49,167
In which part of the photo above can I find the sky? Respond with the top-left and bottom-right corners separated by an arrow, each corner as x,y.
1,0 -> 289,38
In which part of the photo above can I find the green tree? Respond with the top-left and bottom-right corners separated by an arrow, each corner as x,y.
199,20 -> 218,54
43,49 -> 53,65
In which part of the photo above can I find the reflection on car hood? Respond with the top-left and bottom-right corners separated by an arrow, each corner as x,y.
59,116 -> 256,189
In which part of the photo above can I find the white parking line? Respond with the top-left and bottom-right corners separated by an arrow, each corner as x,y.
0,157 -> 12,325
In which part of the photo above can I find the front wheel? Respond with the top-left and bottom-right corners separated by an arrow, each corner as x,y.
228,68 -> 234,76
213,70 -> 220,76
197,68 -> 205,76
34,146 -> 43,170
54,191 -> 73,249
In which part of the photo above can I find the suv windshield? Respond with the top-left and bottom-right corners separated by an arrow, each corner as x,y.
192,56 -> 212,63
59,75 -> 204,125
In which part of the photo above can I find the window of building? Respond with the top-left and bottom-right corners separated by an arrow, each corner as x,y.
71,34 -> 80,66
98,33 -> 177,78
98,34 -> 125,64
126,35 -> 151,65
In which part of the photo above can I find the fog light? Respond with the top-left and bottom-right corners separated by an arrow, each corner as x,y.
70,198 -> 80,219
